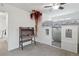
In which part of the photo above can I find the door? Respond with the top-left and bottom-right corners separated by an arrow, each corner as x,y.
52,27 -> 61,47
61,25 -> 78,53
52,28 -> 61,42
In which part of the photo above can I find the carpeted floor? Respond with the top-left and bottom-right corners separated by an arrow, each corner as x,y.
52,41 -> 61,48
0,40 -> 8,56
5,42 -> 79,56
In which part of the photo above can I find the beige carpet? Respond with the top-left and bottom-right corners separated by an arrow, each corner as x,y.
0,40 -> 8,56
5,42 -> 79,56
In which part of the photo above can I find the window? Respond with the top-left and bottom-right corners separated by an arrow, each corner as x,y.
46,29 -> 49,35
66,29 -> 72,38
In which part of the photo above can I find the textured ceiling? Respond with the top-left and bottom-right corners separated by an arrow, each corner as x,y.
6,3 -> 79,22
8,3 -> 47,12
8,3 -> 79,14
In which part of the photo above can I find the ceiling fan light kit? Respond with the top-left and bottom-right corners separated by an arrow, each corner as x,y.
53,5 -> 60,10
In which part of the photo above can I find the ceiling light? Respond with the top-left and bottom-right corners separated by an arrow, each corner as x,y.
53,5 -> 60,10
52,3 -> 60,10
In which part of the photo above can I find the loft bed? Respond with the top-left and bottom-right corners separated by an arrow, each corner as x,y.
19,27 -> 35,50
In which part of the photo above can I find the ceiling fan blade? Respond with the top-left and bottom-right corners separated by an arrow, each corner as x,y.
44,6 -> 52,8
60,3 -> 66,5
59,6 -> 64,10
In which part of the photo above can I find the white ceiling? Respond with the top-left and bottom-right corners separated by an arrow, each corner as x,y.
8,3 -> 48,12
8,3 -> 79,13
6,3 -> 79,22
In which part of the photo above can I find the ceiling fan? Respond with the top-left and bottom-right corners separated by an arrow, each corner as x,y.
44,3 -> 66,10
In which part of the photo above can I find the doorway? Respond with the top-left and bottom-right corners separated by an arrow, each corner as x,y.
0,12 -> 8,55
52,27 -> 61,48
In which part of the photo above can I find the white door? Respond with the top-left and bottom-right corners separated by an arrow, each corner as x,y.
61,25 -> 78,53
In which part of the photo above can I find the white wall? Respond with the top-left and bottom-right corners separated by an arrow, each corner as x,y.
0,15 -> 6,30
37,23 -> 52,46
0,4 -> 34,51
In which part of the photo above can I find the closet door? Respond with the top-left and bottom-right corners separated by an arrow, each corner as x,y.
61,25 -> 78,53
52,28 -> 61,42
